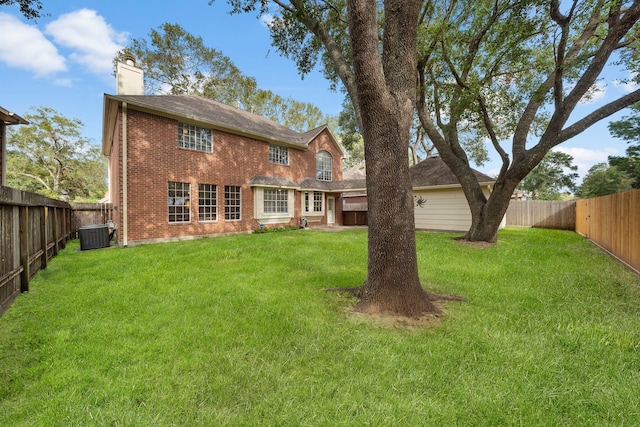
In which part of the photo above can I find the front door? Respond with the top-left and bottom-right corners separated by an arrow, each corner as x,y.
327,196 -> 335,224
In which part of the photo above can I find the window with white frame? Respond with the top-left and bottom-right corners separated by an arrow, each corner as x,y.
168,181 -> 190,223
224,185 -> 241,220
263,188 -> 288,214
269,144 -> 289,165
313,191 -> 323,212
303,191 -> 324,214
198,184 -> 217,221
178,122 -> 213,152
316,151 -> 332,181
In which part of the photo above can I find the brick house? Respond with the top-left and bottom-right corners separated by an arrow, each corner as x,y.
102,62 -> 344,246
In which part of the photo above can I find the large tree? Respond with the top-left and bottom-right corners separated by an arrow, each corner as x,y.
216,0 -> 441,316
6,107 -> 107,202
115,23 -> 328,132
224,1 -> 640,247
415,0 -> 640,241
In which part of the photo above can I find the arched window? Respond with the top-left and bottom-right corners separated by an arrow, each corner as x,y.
316,151 -> 332,181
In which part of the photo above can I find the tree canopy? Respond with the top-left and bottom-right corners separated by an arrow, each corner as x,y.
576,162 -> 633,198
114,23 -> 329,133
0,0 -> 44,19
6,107 -> 107,202
608,102 -> 640,188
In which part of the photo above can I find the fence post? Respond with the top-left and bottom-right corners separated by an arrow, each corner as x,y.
52,207 -> 59,256
40,206 -> 48,270
19,205 -> 30,293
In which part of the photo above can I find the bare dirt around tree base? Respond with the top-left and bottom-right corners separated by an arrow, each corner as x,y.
329,288 -> 465,330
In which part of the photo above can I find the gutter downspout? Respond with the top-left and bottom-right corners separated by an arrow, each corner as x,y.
122,102 -> 128,246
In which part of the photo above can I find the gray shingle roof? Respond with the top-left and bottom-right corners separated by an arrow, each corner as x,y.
248,176 -> 298,188
107,94 -> 315,149
410,156 -> 495,187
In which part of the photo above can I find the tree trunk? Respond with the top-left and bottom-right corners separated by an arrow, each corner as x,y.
348,0 -> 437,316
465,193 -> 509,243
464,175 -> 521,243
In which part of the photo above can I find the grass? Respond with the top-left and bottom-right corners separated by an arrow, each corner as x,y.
1,227 -> 639,426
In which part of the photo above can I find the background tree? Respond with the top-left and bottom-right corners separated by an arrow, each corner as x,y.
607,102 -> 640,188
114,23 -> 329,132
6,107 -> 107,202
415,0 -> 640,242
0,0 -> 44,19
576,162 -> 633,198
518,151 -> 578,199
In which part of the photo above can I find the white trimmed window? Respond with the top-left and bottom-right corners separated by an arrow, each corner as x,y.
168,181 -> 190,223
303,191 -> 324,214
255,187 -> 294,224
224,185 -> 241,221
316,151 -> 332,181
198,184 -> 217,222
269,144 -> 289,165
264,188 -> 288,214
178,122 -> 212,152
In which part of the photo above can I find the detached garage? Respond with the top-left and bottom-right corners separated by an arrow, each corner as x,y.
338,156 -> 503,232
410,156 -> 499,232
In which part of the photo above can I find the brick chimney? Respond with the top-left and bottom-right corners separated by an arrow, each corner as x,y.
116,55 -> 144,95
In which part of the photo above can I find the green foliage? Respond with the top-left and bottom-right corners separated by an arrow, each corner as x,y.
252,225 -> 299,233
6,106 -> 107,202
1,229 -> 639,425
0,0 -> 44,19
518,150 -> 579,199
115,22 -> 330,132
576,163 -> 633,198
608,102 -> 640,188
608,102 -> 640,143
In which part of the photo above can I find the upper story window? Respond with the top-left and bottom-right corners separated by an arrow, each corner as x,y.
269,144 -> 289,165
178,122 -> 212,152
316,150 -> 332,181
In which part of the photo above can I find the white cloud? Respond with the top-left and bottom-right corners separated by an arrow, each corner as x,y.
578,82 -> 607,105
613,71 -> 639,92
45,9 -> 127,77
0,12 -> 66,76
260,14 -> 275,28
554,146 -> 620,178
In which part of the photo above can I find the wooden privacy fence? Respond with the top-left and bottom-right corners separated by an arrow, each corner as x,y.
0,186 -> 73,316
576,189 -> 640,274
506,200 -> 576,230
70,202 -> 114,238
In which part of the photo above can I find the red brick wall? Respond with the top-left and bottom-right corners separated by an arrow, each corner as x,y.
110,107 -> 343,244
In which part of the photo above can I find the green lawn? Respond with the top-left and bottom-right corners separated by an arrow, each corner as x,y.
1,228 -> 639,426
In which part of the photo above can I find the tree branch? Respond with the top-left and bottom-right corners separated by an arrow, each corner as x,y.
558,88 -> 640,144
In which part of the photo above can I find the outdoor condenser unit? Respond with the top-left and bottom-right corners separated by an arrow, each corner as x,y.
78,224 -> 110,250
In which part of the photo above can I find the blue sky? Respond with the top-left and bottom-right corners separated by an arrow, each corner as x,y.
1,1 -> 636,181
